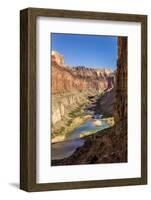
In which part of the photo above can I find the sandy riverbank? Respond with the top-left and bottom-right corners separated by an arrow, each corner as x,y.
51,114 -> 91,143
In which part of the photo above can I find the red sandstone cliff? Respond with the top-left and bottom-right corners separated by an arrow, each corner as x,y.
51,51 -> 114,94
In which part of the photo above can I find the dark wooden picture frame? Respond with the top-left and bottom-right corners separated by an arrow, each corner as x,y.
20,7 -> 147,192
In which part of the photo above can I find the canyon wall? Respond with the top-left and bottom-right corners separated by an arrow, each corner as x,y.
52,51 -> 114,94
114,37 -> 127,124
52,92 -> 89,127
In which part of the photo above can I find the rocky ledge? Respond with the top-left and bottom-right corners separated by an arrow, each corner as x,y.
52,118 -> 127,166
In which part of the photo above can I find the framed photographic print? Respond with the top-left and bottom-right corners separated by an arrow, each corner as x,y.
20,8 -> 147,191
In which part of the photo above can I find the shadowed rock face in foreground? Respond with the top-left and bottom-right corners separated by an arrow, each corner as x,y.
93,88 -> 115,117
52,36 -> 127,166
52,119 -> 127,166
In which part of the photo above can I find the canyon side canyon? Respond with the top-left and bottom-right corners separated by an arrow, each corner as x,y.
52,36 -> 127,165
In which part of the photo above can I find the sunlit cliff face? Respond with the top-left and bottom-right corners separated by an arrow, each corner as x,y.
51,50 -> 115,95
51,50 -> 64,66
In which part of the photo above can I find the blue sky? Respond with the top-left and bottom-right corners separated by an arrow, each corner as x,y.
51,33 -> 118,70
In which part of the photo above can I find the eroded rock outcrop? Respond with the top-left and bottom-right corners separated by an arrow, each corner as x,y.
52,92 -> 89,127
52,50 -> 64,66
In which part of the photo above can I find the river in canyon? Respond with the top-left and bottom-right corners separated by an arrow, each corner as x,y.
51,100 -> 114,161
